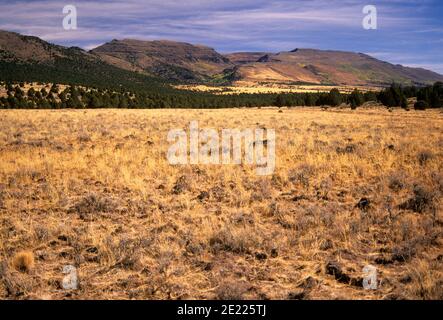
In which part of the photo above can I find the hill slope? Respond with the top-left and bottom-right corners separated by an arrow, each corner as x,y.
224,52 -> 270,65
0,30 -> 166,92
91,39 -> 234,82
231,49 -> 443,86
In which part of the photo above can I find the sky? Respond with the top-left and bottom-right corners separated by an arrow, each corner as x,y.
1,0 -> 442,73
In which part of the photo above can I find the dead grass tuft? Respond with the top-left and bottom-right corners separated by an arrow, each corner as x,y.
68,193 -> 119,216
209,226 -> 257,254
216,280 -> 251,300
417,150 -> 434,166
12,251 -> 34,273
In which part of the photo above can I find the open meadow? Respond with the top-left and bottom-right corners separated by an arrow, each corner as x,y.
0,107 -> 442,300
175,84 -> 380,95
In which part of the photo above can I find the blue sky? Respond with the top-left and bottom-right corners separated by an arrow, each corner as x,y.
1,0 -> 442,73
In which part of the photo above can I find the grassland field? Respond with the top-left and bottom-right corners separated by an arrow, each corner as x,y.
175,84 -> 382,95
0,107 -> 442,300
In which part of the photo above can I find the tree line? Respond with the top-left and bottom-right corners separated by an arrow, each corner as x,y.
378,82 -> 443,110
0,82 -> 376,109
0,81 -> 442,109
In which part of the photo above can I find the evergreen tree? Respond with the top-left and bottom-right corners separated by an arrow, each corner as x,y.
7,96 -> 18,108
28,87 -> 36,98
40,88 -> 48,97
14,86 -> 24,98
328,89 -> 342,107
6,82 -> 14,92
119,96 -> 129,108
364,91 -> 377,102
59,91 -> 67,103
378,84 -> 407,108
414,100 -> 428,110
349,89 -> 364,109
91,94 -> 103,108
275,95 -> 285,108
50,84 -> 59,94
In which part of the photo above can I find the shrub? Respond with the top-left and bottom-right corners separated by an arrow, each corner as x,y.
216,280 -> 249,300
209,226 -> 256,254
68,193 -> 117,215
414,100 -> 428,110
349,89 -> 364,109
417,150 -> 433,166
388,173 -> 405,191
399,184 -> 437,213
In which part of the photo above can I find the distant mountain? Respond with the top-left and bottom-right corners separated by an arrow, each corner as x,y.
1,30 -> 442,87
230,49 -> 443,86
91,39 -> 234,82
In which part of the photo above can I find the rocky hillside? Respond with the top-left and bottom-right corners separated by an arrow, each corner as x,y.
0,29 -> 102,66
91,39 -> 234,82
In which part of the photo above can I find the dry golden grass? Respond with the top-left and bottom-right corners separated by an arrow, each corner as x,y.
0,107 -> 442,300
175,84 -> 381,95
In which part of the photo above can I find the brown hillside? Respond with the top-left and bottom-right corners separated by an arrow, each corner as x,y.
91,39 -> 234,81
234,49 -> 443,86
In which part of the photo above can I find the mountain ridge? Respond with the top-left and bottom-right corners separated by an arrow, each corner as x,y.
90,38 -> 234,82
227,48 -> 443,86
1,29 -> 442,87
0,30 -> 167,92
